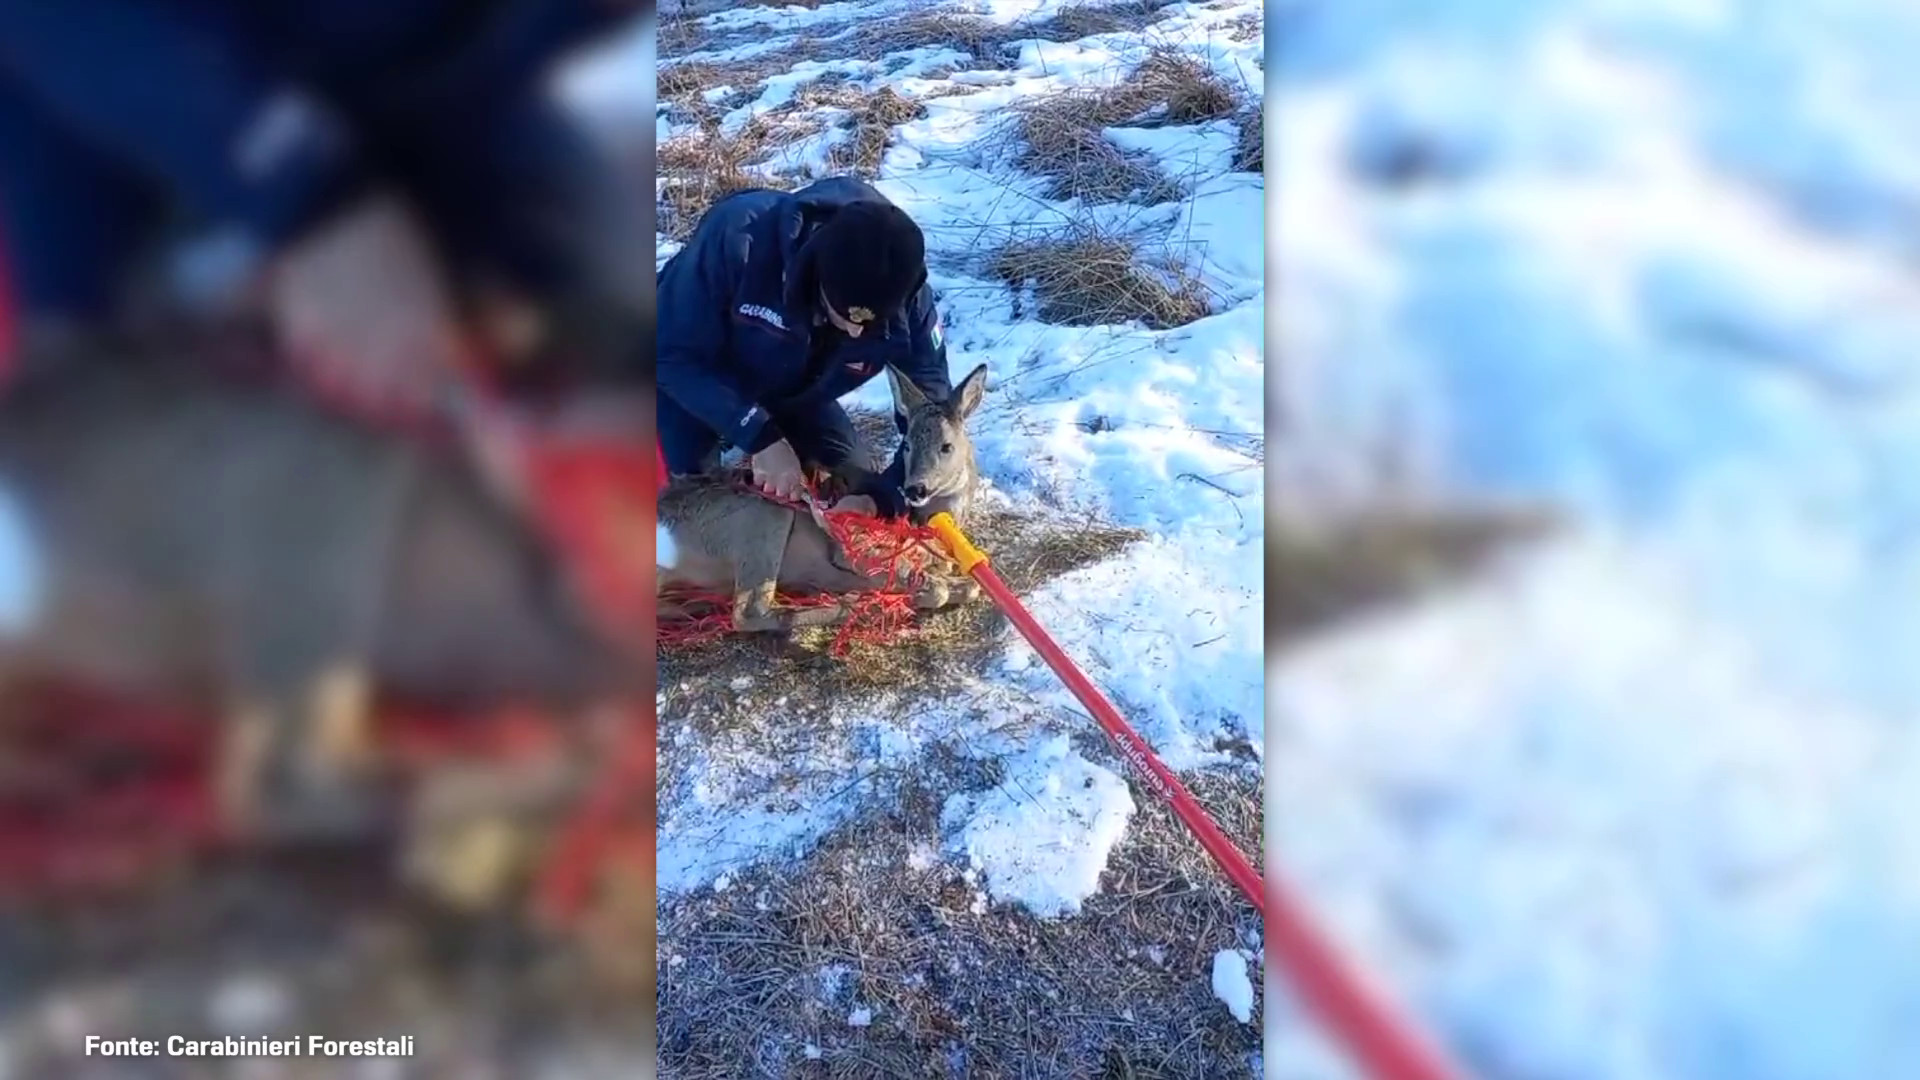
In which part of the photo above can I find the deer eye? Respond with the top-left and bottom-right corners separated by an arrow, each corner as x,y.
940,442 -> 953,455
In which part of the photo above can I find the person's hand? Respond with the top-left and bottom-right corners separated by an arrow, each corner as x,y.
750,439 -> 806,501
858,475 -> 907,519
267,192 -> 467,420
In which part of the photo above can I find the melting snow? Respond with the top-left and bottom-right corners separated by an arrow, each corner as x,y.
1211,950 -> 1255,1024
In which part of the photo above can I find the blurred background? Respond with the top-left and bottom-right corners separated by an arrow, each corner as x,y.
1265,1 -> 1920,1078
0,5 -> 659,1079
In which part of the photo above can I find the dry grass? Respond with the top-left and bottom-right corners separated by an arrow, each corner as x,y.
657,15 -> 713,57
1010,49 -> 1243,203
656,37 -> 834,123
1267,501 -> 1563,643
657,59 -> 733,109
656,47 -> 931,183
1015,102 -> 1180,203
1131,51 -> 1241,125
1233,108 -> 1264,173
855,11 -> 1021,66
657,763 -> 1261,1080
1033,0 -> 1173,40
1010,85 -> 1170,203
990,228 -> 1212,329
1226,11 -> 1263,42
657,119 -> 807,239
843,0 -> 1178,64
803,85 -> 929,176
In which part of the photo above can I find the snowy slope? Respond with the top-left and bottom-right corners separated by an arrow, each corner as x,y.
587,2 -> 1267,917
1272,2 -> 1920,1078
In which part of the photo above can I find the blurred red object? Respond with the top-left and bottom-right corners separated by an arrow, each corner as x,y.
0,678 -> 578,899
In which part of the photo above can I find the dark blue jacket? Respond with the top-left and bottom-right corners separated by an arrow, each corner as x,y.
656,176 -> 952,458
0,0 -> 635,316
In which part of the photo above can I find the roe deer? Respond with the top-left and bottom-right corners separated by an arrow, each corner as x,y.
656,364 -> 991,634
890,363 -> 987,527
0,347 -> 644,848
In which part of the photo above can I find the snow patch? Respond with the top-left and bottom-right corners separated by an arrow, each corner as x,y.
554,20 -> 654,129
0,481 -> 42,637
940,735 -> 1136,916
999,538 -> 1263,768
1211,950 -> 1256,1024
655,523 -> 678,570
1105,121 -> 1240,183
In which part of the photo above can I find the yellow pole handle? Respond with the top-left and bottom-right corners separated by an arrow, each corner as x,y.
927,511 -> 988,575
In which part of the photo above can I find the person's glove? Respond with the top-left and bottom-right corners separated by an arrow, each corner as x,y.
855,471 -> 907,519
267,192 -> 466,421
814,463 -> 905,518
861,450 -> 909,519
750,439 -> 806,501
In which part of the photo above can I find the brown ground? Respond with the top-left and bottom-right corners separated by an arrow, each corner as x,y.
0,848 -> 649,1078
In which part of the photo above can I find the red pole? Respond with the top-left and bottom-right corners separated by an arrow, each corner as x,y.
532,701 -> 651,926
927,514 -> 1469,1080
517,441 -> 657,928
968,561 -> 1267,911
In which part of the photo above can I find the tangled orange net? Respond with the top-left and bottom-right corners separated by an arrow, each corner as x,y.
657,474 -> 951,656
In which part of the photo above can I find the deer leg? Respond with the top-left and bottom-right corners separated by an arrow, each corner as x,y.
730,514 -> 851,633
214,697 -> 278,839
218,662 -> 395,843
911,578 -> 953,610
732,581 -> 853,632
400,717 -> 593,912
732,579 -> 855,633
951,576 -> 983,605
402,812 -> 540,914
305,663 -> 379,779
910,562 -> 989,610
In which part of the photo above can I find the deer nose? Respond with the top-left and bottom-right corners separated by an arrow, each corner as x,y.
905,483 -> 930,501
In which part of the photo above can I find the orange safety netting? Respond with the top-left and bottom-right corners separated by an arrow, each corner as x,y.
658,476 -> 952,656
0,679 -> 579,897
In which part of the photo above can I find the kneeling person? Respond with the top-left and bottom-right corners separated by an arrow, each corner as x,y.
655,176 -> 951,515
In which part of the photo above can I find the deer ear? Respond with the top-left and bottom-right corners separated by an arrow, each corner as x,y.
951,364 -> 988,420
889,366 -> 931,414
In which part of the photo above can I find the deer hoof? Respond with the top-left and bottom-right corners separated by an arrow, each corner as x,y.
404,815 -> 536,913
912,581 -> 953,610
